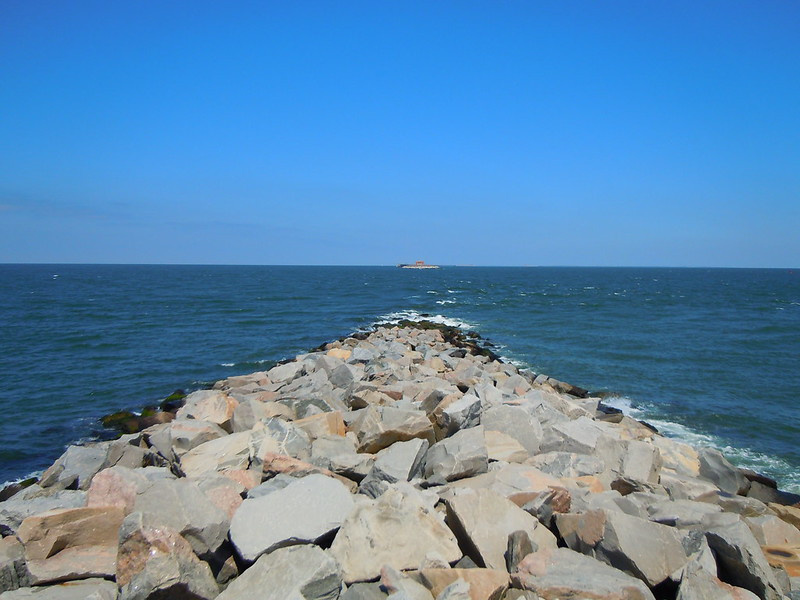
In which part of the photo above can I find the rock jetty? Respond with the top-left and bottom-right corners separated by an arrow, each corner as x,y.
2,322 -> 800,599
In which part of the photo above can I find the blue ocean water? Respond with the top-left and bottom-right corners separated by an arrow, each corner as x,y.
0,265 -> 798,490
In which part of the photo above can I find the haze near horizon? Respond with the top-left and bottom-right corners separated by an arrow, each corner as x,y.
1,2 -> 798,267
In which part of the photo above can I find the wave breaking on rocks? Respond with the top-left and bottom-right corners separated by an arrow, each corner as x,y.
1,322 -> 799,599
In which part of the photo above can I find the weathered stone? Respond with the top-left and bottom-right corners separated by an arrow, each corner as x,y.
330,483 -> 462,583
0,536 -> 29,592
437,394 -> 481,437
360,438 -> 429,498
132,477 -> 229,557
260,453 -> 357,491
380,565 -> 434,600
311,435 -> 374,481
340,582 -> 388,600
526,451 -> 606,479
484,431 -> 528,464
229,473 -> 354,562
647,499 -> 723,528
86,466 -> 150,515
445,488 -> 556,572
117,512 -> 219,600
318,354 -> 356,389
17,506 -> 123,585
432,579 -> 471,600
698,448 -> 749,496
164,419 -> 228,457
619,440 -> 662,484
661,471 -> 721,501
294,411 -> 347,440
519,487 -> 571,527
328,347 -> 353,361
512,547 -> 655,600
0,578 -> 118,599
746,514 -> 800,546
217,544 -> 341,600
38,444 -> 108,491
179,431 -> 251,478
768,503 -> 800,530
556,508 -> 690,587
676,560 -> 760,600
230,398 -> 294,432
195,475 -> 244,520
420,568 -> 509,600
351,405 -> 435,453
761,545 -> 800,577
704,519 -> 785,600
424,427 -> 489,485
175,389 -> 238,432
505,530 -> 535,574
480,406 -> 542,455
266,361 -> 305,384
444,464 -> 566,509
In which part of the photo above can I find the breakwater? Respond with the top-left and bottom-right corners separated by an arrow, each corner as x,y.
1,322 -> 799,599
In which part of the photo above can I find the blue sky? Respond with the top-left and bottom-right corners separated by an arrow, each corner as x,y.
1,2 -> 798,266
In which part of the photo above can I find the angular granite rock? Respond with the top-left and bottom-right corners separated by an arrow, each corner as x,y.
217,544 -> 341,600
0,487 -> 86,536
229,473 -> 355,562
38,444 -> 108,491
132,477 -> 229,557
704,519 -> 785,600
175,389 -> 238,432
178,431 -> 252,478
556,508 -> 690,587
359,438 -> 428,498
424,427 -> 489,485
420,568 -> 509,600
311,435 -> 374,482
350,405 -> 435,453
512,547 -> 655,600
0,536 -> 29,592
480,405 -> 542,455
17,506 -> 124,585
329,483 -> 462,583
444,488 -> 556,572
117,512 -> 219,600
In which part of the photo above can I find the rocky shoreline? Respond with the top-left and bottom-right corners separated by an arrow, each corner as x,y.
1,322 -> 800,599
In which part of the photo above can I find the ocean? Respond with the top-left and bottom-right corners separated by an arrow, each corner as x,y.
0,265 -> 798,491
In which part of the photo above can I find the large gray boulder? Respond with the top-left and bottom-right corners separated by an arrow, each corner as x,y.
132,477 -> 229,557
359,438 -> 428,498
310,435 -> 374,481
0,537 -> 29,593
676,560 -> 760,600
512,547 -> 655,600
178,431 -> 252,478
117,512 -> 219,600
351,406 -> 435,453
175,389 -> 238,432
444,488 -> 557,572
436,394 -> 481,437
698,448 -> 749,496
481,405 -> 542,455
217,544 -> 341,600
423,426 -> 488,485
329,483 -> 462,583
229,473 -> 355,562
556,509 -> 690,587
704,520 -> 785,600
38,444 -> 108,491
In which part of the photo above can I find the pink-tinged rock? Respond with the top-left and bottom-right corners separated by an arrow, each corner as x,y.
117,512 -> 219,599
17,506 -> 123,585
514,547 -> 655,600
176,389 -> 239,432
260,452 -> 357,491
86,465 -> 150,514
420,568 -> 510,600
293,411 -> 346,440
220,468 -> 262,490
195,476 -> 245,520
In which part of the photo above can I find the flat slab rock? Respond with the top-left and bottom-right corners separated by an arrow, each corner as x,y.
229,473 -> 355,562
0,578 -> 118,599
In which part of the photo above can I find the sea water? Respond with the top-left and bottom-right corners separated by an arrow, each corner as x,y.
0,265 -> 798,490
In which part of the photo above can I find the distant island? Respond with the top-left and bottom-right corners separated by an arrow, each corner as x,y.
397,260 -> 440,269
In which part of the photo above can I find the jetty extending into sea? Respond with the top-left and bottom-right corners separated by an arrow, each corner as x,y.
1,322 -> 799,599
398,260 -> 440,269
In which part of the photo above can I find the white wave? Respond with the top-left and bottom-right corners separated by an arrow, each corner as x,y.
2,469 -> 44,490
375,310 -> 476,330
436,299 -> 456,305
426,290 -> 438,294
601,395 -> 800,492
220,362 -> 235,367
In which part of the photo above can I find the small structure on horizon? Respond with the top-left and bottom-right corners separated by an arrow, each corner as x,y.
397,260 -> 440,269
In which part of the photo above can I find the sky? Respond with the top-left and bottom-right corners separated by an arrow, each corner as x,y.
1,1 -> 798,267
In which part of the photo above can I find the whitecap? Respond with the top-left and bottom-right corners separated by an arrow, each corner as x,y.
436,299 -> 456,305
374,310 -> 476,330
220,362 -> 235,367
